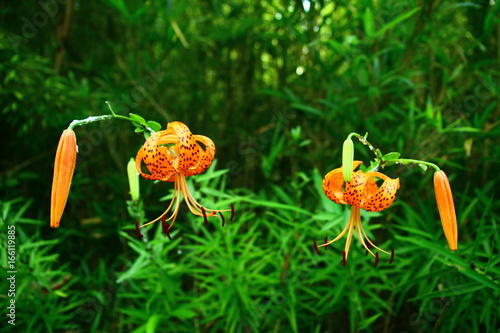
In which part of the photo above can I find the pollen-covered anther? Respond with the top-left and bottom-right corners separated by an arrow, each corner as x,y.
230,203 -> 235,221
161,214 -> 172,240
374,252 -> 379,267
201,206 -> 208,226
219,212 -> 225,227
135,221 -> 144,238
313,241 -> 321,255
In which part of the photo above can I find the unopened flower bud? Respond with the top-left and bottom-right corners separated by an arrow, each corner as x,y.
342,138 -> 354,182
433,170 -> 458,250
127,158 -> 140,201
50,129 -> 77,228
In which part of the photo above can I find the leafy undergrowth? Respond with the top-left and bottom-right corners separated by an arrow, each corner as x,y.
1,164 -> 498,333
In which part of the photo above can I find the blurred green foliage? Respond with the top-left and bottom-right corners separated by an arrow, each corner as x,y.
0,0 -> 499,332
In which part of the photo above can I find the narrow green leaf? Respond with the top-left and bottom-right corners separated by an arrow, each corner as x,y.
444,127 -> 482,133
146,314 -> 160,333
290,103 -> 323,116
376,7 -> 421,37
363,8 -> 375,38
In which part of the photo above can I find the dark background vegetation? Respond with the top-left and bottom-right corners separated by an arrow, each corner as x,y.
1,0 -> 499,332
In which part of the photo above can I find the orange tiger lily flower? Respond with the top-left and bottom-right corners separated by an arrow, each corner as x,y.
50,129 -> 77,228
433,170 -> 458,251
135,121 -> 234,238
315,161 -> 399,266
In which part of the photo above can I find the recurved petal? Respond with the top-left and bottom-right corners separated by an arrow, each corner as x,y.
322,161 -> 363,204
361,177 -> 399,212
168,121 -> 199,171
183,135 -> 215,177
344,171 -> 369,207
363,171 -> 390,198
363,174 -> 379,199
434,170 -> 458,251
135,131 -> 177,182
322,167 -> 345,204
50,129 -> 77,228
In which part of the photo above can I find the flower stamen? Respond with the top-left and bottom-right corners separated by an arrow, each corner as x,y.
201,206 -> 208,226
219,211 -> 225,227
230,203 -> 235,221
161,215 -> 172,240
313,241 -> 321,255
135,221 -> 143,238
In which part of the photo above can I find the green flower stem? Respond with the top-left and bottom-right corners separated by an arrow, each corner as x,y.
67,102 -> 155,134
349,132 -> 385,162
347,132 -> 441,172
387,158 -> 440,171
68,115 -> 114,129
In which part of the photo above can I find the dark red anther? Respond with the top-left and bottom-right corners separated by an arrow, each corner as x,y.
230,203 -> 235,222
201,207 -> 208,226
219,212 -> 226,227
365,242 -> 370,255
374,252 -> 379,267
135,221 -> 143,238
342,251 -> 346,266
389,249 -> 395,264
161,215 -> 172,240
323,236 -> 328,251
313,241 -> 321,255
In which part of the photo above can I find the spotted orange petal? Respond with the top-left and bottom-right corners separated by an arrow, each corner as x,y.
322,161 -> 363,204
183,135 -> 215,177
361,177 -> 399,212
344,171 -> 369,207
135,131 -> 177,182
322,167 -> 344,204
363,175 -> 379,201
167,121 -> 200,171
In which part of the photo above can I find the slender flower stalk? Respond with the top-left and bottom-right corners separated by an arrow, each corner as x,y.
135,121 -> 234,236
50,129 -> 77,228
433,170 -> 458,250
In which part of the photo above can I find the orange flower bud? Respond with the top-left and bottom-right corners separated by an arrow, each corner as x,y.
50,129 -> 77,228
433,170 -> 458,250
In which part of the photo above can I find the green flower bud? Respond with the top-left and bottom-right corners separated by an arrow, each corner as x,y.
342,138 -> 354,182
127,158 -> 140,201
